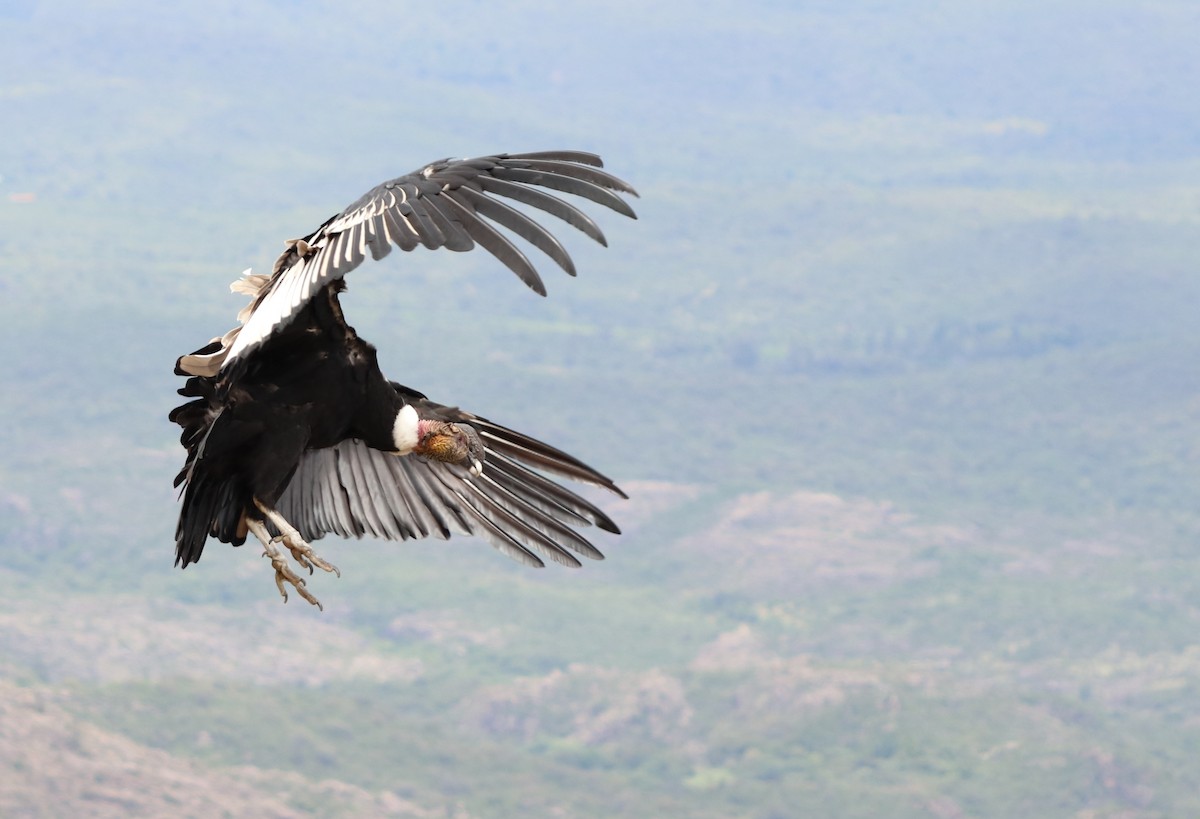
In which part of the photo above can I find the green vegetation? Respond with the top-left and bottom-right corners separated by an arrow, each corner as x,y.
2,0 -> 1199,816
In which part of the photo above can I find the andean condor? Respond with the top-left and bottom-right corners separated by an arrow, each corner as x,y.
170,151 -> 636,609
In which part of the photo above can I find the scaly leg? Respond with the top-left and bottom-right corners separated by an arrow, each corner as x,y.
253,499 -> 341,578
246,517 -> 324,610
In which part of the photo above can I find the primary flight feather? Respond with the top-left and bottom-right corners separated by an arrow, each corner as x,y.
170,151 -> 636,609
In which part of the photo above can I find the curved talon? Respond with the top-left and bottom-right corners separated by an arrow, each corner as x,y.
273,571 -> 290,604
301,551 -> 339,577
291,551 -> 315,574
272,559 -> 321,609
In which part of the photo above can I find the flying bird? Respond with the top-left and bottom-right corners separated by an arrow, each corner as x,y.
170,151 -> 636,609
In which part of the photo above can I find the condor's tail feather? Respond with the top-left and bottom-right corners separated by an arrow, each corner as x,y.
174,470 -> 248,566
170,347 -> 249,566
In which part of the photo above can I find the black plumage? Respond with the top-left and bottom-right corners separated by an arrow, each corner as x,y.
170,151 -> 636,608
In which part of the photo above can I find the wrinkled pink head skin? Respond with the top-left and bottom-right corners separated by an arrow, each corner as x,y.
392,405 -> 483,476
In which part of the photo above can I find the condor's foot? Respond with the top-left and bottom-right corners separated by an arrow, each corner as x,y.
246,518 -> 323,609
243,501 -> 339,609
254,500 -> 341,579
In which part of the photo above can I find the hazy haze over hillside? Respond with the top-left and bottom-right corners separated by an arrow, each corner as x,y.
1,1 -> 1198,816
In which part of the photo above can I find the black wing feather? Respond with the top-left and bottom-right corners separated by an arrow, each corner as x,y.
477,176 -> 609,246
437,194 -> 546,295
489,166 -> 638,219
455,186 -> 577,276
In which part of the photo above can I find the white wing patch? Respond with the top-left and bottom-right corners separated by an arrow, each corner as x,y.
226,247 -> 324,363
176,268 -> 270,378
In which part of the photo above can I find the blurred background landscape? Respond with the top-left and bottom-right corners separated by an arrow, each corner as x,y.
1,1 -> 1199,816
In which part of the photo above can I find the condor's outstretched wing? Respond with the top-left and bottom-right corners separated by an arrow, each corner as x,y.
223,151 -> 637,369
274,397 -> 625,569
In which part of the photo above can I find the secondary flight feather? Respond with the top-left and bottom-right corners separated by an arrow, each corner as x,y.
170,150 -> 636,609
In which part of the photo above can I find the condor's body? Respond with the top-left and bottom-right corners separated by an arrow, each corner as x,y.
174,282 -> 402,561
170,151 -> 635,608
